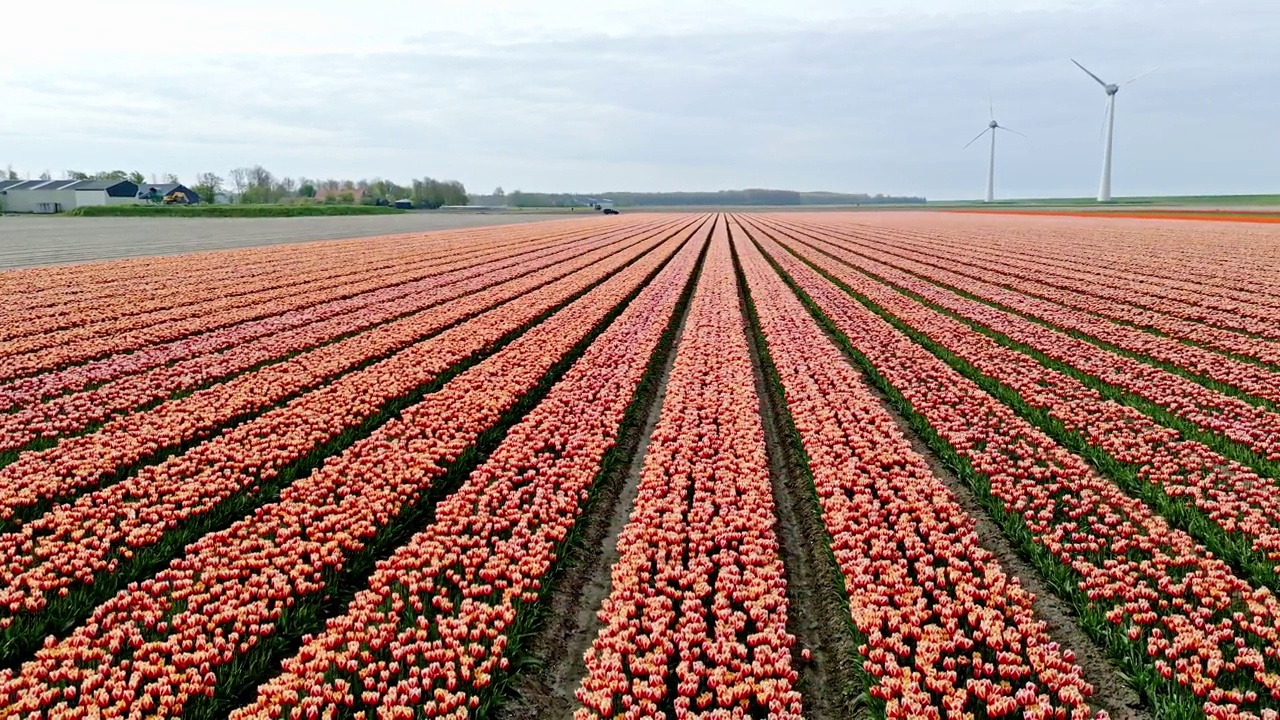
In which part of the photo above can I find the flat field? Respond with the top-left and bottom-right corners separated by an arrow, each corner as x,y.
0,213 -> 568,270
2,211 -> 1280,719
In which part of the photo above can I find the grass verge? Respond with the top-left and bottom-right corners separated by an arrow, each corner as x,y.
67,204 -> 403,218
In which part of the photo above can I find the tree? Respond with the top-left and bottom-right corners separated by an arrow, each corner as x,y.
4,165 -> 16,181
274,176 -> 297,198
38,170 -> 51,181
228,167 -> 251,195
493,186 -> 505,198
163,173 -> 180,184
128,171 -> 146,185
193,172 -> 223,204
410,177 -> 468,209
298,183 -> 316,198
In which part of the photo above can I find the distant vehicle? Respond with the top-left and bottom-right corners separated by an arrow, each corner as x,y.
393,199 -> 414,210
602,208 -> 619,215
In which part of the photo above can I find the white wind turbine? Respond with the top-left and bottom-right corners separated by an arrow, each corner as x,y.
1072,59 -> 1157,202
963,100 -> 1025,203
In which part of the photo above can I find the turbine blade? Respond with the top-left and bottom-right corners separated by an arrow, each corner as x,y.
990,97 -> 995,121
1098,99 -> 1110,141
963,127 -> 990,149
1123,67 -> 1158,85
1072,58 -> 1108,88
1000,126 -> 1028,138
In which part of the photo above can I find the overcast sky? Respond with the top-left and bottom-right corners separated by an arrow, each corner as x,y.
2,0 -> 1276,199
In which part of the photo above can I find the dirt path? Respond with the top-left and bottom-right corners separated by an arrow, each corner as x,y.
734,249 -> 865,719
495,264 -> 699,720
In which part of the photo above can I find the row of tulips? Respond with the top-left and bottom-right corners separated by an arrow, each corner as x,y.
0,224 -> 675,528
0,219 -> 673,411
231,217 -> 708,720
810,220 -> 1280,341
833,212 -> 1280,302
0,238 -> 511,361
732,219 -> 1102,719
837,223 -> 1280,364
754,218 -> 1280,464
575,225 -> 805,719
0,220 -> 708,719
0,216 -> 603,332
750,219 -> 1280,579
0,227 -> 484,342
856,215 -> 1280,311
0,222 -> 670,453
750,223 -> 1280,718
0,219 -> 672,382
0,225 -> 688,656
782,218 -> 1280,406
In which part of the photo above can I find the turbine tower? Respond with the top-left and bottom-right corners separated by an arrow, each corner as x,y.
963,101 -> 1025,203
1072,59 -> 1156,202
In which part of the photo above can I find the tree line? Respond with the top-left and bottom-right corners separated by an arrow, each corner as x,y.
4,165 -> 468,209
481,188 -> 926,207
203,167 -> 468,208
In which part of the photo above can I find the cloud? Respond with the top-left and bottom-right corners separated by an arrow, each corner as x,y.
1,0 -> 1276,198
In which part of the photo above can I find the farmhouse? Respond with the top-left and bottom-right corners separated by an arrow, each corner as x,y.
0,178 -> 142,213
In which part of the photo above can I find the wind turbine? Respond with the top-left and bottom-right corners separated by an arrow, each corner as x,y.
963,100 -> 1025,203
1072,59 -> 1157,202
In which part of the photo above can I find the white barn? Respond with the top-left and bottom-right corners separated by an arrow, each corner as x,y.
0,178 -> 143,213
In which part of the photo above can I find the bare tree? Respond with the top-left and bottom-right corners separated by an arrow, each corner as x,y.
228,167 -> 252,194
248,165 -> 274,189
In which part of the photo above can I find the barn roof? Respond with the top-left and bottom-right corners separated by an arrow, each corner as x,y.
74,179 -> 136,191
0,178 -> 139,192
140,183 -> 189,194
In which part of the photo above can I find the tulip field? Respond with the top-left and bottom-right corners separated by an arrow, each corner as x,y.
2,212 -> 1279,719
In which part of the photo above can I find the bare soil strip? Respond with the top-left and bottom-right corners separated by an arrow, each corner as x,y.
494,230 -> 709,720
785,270 -> 1153,718
747,218 -> 1151,718
866,374 -> 1149,718
734,250 -> 866,719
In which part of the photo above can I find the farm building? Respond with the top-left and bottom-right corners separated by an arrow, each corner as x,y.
0,178 -> 142,213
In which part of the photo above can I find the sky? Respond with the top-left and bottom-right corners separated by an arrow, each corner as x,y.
1,0 -> 1276,200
